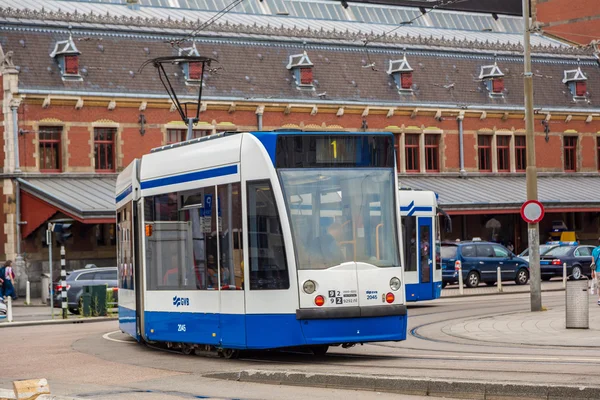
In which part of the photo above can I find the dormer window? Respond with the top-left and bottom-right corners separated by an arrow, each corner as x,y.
179,43 -> 203,85
479,60 -> 504,97
286,51 -> 314,89
563,66 -> 588,100
50,35 -> 81,81
387,54 -> 414,92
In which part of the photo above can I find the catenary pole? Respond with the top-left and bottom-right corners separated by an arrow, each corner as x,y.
47,225 -> 54,319
523,0 -> 542,312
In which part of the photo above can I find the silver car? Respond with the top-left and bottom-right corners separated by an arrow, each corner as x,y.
53,266 -> 118,314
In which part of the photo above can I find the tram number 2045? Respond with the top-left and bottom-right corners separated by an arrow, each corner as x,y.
178,324 -> 187,332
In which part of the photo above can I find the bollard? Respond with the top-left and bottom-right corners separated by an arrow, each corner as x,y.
26,280 -> 30,305
456,260 -> 464,295
497,267 -> 503,293
6,296 -> 12,323
61,246 -> 67,320
563,263 -> 567,289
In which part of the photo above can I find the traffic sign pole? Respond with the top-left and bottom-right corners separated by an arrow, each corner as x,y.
521,200 -> 545,312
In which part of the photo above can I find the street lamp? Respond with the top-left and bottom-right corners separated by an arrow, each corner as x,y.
522,0 -> 542,312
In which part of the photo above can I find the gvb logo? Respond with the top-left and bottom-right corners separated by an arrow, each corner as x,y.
172,296 -> 190,307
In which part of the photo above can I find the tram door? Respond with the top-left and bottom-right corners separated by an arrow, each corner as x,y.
216,184 -> 247,348
418,217 -> 433,292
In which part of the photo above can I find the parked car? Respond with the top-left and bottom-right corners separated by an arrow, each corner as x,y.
518,244 -> 559,263
441,240 -> 529,288
53,266 -> 118,314
539,244 -> 594,281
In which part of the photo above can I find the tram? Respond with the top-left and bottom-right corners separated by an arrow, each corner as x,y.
399,189 -> 451,302
116,130 -> 407,356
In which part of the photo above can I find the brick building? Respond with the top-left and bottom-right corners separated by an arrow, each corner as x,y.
1,0 -> 600,296
535,0 -> 600,45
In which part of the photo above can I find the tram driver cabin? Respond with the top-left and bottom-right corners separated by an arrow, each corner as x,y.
115,130 -> 407,354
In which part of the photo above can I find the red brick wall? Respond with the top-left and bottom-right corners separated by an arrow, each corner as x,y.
67,126 -> 92,168
580,135 -> 597,170
536,0 -> 599,45
536,134 -> 562,170
121,127 -> 161,167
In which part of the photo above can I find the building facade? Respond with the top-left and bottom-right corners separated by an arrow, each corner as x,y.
535,0 -> 600,45
1,0 -> 600,296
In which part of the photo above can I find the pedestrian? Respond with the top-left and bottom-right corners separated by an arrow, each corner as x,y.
592,238 -> 600,306
506,241 -> 514,253
2,260 -> 16,300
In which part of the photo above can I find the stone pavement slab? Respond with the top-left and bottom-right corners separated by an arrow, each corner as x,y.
442,295 -> 600,347
442,280 -> 565,298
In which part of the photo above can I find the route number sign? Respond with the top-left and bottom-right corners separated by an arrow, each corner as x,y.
520,200 -> 545,224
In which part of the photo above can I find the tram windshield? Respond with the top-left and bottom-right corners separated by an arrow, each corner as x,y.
279,169 -> 399,270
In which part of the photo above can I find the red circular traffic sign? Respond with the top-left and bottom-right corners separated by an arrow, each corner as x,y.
520,200 -> 545,224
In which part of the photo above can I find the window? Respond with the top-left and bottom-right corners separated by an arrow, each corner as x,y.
300,67 -> 313,85
400,72 -> 413,89
117,204 -> 134,290
492,245 -> 509,258
478,135 -> 492,171
496,135 -> 510,172
94,127 -> 116,172
167,129 -> 206,144
405,134 -> 420,172
95,270 -> 117,281
167,129 -> 185,144
515,136 -> 526,172
402,216 -> 417,272
476,244 -> 495,257
420,223 -> 431,283
189,62 -> 202,80
39,126 -> 62,172
64,55 -> 78,75
492,78 -> 504,93
394,134 -> 401,171
597,137 -> 600,171
574,247 -> 591,257
247,180 -> 289,290
460,245 -> 476,258
424,134 -> 439,172
576,81 -> 587,97
563,136 -> 577,172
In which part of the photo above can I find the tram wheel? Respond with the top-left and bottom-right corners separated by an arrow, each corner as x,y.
219,348 -> 240,359
310,345 -> 329,356
181,344 -> 194,355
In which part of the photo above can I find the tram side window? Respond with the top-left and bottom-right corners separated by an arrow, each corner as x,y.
247,180 -> 289,290
402,216 -> 417,272
117,203 -> 134,290
144,194 -> 194,291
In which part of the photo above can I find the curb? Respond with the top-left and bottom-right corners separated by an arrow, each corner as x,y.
205,369 -> 600,400
0,316 -> 117,328
0,388 -> 81,399
441,287 -> 565,299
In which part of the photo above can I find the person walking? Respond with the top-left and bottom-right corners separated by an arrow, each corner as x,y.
2,260 -> 16,300
592,238 -> 600,306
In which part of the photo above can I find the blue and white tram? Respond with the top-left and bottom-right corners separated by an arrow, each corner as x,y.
399,189 -> 451,302
116,131 -> 407,355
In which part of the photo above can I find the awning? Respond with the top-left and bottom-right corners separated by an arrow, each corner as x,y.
400,175 -> 600,214
18,177 -> 116,238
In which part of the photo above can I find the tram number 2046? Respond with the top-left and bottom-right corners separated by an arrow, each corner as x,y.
177,324 -> 187,332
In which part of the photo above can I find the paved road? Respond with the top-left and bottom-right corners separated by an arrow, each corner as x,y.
3,290 -> 600,399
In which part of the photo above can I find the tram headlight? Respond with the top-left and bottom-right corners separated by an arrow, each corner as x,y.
390,277 -> 401,291
303,280 -> 317,294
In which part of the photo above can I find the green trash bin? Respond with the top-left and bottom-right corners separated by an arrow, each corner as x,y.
90,285 -> 107,316
82,286 -> 92,317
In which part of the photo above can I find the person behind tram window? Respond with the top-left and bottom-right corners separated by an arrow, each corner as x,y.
206,255 -> 218,288
321,222 -> 346,265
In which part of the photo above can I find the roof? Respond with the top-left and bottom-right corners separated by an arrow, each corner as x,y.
18,177 -> 117,221
4,29 -> 600,111
0,0 -> 568,49
399,175 -> 600,212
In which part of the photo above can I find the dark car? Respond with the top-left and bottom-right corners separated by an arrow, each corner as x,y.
539,244 -> 594,281
441,240 -> 529,288
53,266 -> 118,314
